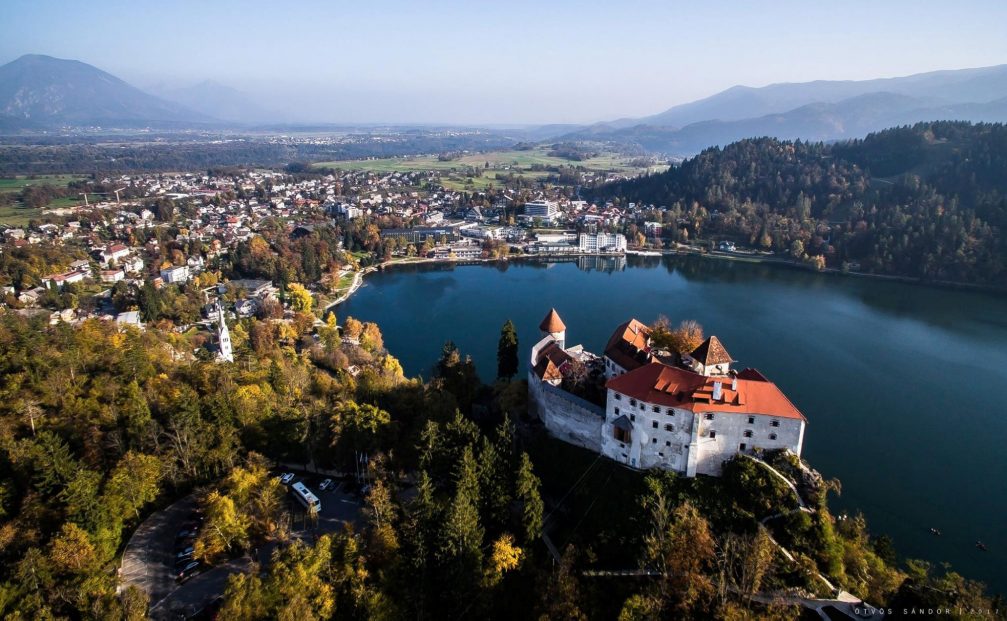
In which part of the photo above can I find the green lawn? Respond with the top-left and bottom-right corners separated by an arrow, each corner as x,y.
0,204 -> 41,226
0,174 -> 89,225
0,174 -> 87,193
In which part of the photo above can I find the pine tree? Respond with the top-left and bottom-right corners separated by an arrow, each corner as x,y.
496,320 -> 519,380
515,452 -> 543,544
437,446 -> 485,617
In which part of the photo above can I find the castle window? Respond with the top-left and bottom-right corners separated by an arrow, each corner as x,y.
630,414 -> 636,422
769,433 -> 778,440
771,420 -> 780,427
740,443 -> 747,451
666,408 -> 675,415
748,416 -> 755,424
630,398 -> 637,406
705,413 -> 714,420
652,405 -> 660,413
658,452 -> 664,457
613,426 -> 630,443
665,440 -> 671,447
709,431 -> 717,438
743,430 -> 753,438
614,393 -> 622,400
652,421 -> 658,429
665,424 -> 674,432
652,438 -> 657,444
614,407 -> 620,415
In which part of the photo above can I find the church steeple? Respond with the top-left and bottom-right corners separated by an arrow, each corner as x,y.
217,305 -> 233,363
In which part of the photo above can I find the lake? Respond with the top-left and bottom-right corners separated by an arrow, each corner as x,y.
339,254 -> 1007,593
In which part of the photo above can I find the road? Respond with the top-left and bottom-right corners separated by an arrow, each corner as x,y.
119,495 -> 197,609
119,471 -> 363,619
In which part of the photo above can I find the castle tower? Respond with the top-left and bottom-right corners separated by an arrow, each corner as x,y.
217,305 -> 233,363
539,308 -> 567,350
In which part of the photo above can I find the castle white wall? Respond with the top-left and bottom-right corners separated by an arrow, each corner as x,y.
528,370 -> 603,452
601,389 -> 696,472
599,388 -> 805,476
691,411 -> 805,476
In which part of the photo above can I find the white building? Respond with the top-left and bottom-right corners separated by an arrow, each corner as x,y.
217,306 -> 233,363
523,200 -> 559,222
529,309 -> 806,477
160,265 -> 191,284
578,232 -> 627,253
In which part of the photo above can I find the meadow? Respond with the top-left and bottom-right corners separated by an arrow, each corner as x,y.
0,174 -> 88,225
314,147 -> 666,191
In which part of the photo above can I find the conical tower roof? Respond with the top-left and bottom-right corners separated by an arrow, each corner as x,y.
539,308 -> 567,333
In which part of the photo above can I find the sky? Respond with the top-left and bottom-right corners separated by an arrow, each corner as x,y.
3,0 -> 1007,125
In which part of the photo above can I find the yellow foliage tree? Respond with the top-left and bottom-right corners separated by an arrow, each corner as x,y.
287,283 -> 313,313
486,533 -> 523,587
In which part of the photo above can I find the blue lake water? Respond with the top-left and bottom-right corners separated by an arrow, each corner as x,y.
339,255 -> 1007,593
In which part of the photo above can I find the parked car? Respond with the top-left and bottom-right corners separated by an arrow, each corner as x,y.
280,472 -> 295,485
319,478 -> 334,491
176,546 -> 195,562
174,560 -> 202,582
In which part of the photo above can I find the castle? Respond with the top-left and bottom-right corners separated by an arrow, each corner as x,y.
528,309 -> 806,477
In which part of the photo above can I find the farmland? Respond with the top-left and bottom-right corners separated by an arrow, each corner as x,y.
0,174 -> 88,225
313,147 -> 666,190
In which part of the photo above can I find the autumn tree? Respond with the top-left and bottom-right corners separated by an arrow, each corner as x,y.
286,283 -> 313,313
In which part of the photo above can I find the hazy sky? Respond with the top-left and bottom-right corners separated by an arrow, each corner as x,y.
3,0 -> 1007,124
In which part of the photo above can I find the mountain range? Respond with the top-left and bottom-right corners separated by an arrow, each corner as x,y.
2,53 -> 1007,156
152,80 -> 277,124
563,64 -> 1007,155
0,54 -> 218,129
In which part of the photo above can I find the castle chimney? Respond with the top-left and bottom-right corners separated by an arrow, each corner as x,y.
731,377 -> 738,391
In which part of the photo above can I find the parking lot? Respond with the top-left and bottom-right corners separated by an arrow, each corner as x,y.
121,470 -> 364,619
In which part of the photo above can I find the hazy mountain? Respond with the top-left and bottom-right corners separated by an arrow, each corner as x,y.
630,64 -> 1007,129
0,54 -> 215,128
157,80 -> 275,124
566,65 -> 1007,155
574,94 -> 1007,155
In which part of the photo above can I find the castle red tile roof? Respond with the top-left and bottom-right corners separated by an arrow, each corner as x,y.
539,308 -> 567,333
604,318 -> 653,372
606,362 -> 804,421
689,336 -> 734,366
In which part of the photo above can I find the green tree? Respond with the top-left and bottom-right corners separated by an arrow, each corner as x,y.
515,452 -> 543,545
104,451 -> 162,520
496,319 -> 519,380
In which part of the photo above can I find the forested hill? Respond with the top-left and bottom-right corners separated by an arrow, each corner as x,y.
594,121 -> 1007,286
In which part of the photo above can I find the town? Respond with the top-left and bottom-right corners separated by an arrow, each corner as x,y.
0,164 -> 738,340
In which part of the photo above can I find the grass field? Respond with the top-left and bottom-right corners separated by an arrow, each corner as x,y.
314,147 -> 666,191
0,174 -> 89,225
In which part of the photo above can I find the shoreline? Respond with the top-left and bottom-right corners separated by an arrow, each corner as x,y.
323,247 -> 1007,314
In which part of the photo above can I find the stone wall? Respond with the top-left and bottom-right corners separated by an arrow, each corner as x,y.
528,372 -> 604,451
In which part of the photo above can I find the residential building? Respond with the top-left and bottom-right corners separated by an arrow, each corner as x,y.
160,265 -> 191,284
